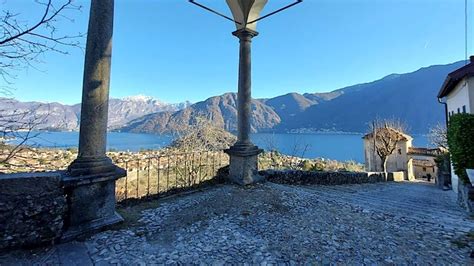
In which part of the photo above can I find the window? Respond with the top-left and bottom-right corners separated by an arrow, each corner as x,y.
398,148 -> 402,155
463,105 -> 467,113
423,167 -> 426,172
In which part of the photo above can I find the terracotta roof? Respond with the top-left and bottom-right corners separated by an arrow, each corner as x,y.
363,127 -> 412,141
438,57 -> 474,98
408,147 -> 444,157
412,159 -> 436,167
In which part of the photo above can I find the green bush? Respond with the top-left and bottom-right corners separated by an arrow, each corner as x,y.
447,113 -> 474,184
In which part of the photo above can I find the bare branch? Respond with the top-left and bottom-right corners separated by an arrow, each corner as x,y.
369,118 -> 408,173
0,0 -> 84,83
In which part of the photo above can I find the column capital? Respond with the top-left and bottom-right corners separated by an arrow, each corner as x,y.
232,28 -> 259,40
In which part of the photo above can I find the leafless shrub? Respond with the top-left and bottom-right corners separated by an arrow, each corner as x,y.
169,116 -> 237,152
0,104 -> 50,167
428,122 -> 448,150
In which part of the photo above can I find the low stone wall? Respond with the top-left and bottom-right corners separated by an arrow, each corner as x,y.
260,170 -> 386,186
387,171 -> 405,182
0,172 -> 66,250
457,181 -> 474,214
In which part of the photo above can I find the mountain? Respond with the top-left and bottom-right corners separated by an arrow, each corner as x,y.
281,62 -> 465,133
120,93 -> 280,134
121,61 -> 464,134
0,96 -> 189,131
103,95 -> 190,129
0,98 -> 80,131
262,92 -> 342,122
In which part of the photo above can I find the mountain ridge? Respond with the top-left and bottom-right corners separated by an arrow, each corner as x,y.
1,61 -> 463,134
0,96 -> 190,131
120,61 -> 463,134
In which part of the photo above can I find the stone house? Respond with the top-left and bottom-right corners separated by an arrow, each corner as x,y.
364,130 -> 441,181
408,147 -> 444,181
363,129 -> 414,180
438,56 -> 474,193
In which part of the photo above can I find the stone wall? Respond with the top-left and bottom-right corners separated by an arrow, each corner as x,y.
457,181 -> 474,214
0,172 -> 66,250
387,171 -> 405,182
260,170 -> 386,186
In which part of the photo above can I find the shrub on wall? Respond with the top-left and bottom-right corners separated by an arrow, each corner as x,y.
447,113 -> 474,184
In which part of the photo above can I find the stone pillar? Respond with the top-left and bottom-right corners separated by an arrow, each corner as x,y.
62,0 -> 125,241
69,0 -> 115,177
225,28 -> 263,186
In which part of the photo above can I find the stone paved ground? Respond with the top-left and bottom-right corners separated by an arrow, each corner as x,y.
1,181 -> 473,265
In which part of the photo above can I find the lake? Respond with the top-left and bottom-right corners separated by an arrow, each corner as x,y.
11,132 -> 430,163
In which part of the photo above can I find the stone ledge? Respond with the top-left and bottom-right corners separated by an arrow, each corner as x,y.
0,171 -> 66,250
259,169 -> 386,186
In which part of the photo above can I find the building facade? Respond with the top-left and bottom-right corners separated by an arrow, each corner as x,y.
364,131 -> 442,182
363,129 -> 415,180
438,56 -> 474,193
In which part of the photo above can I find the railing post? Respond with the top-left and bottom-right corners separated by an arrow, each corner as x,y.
125,161 -> 128,200
136,159 -> 139,198
157,157 -> 161,195
147,158 -> 151,197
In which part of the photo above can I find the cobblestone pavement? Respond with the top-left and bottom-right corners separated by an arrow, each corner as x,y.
1,181 -> 473,264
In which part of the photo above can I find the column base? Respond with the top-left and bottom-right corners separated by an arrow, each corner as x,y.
68,156 -> 116,177
61,166 -> 126,241
225,144 -> 263,186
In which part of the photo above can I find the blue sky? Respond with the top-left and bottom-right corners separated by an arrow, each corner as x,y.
2,0 -> 471,104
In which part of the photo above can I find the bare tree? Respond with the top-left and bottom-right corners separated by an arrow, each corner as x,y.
0,0 -> 83,90
0,0 -> 82,168
369,118 -> 407,174
169,116 -> 237,152
428,123 -> 448,150
0,105 -> 50,167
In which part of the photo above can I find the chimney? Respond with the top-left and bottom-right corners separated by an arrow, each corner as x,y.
470,55 -> 474,63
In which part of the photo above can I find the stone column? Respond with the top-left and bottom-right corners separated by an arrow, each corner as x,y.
62,0 -> 125,241
68,0 -> 115,177
225,28 -> 263,186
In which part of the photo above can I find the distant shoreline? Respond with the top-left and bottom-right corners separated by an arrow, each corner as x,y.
36,129 -> 367,135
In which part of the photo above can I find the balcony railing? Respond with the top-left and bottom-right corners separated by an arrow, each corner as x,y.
114,150 -> 229,202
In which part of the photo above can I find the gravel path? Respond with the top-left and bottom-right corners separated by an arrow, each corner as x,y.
1,181 -> 473,264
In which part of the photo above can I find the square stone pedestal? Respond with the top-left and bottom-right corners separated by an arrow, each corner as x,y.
61,167 -> 126,241
225,145 -> 264,186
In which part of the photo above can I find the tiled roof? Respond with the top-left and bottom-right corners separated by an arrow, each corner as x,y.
438,57 -> 474,98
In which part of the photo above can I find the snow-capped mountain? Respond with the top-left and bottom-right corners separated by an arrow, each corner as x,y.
0,95 -> 191,131
106,96 -> 191,129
